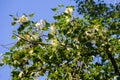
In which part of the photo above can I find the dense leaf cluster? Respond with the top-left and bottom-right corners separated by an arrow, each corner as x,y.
2,0 -> 120,80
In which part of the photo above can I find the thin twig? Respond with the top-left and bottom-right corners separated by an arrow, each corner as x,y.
0,44 -> 10,50
13,33 -> 49,45
0,42 -> 15,46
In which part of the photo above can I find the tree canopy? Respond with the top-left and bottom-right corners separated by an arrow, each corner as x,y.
2,0 -> 120,80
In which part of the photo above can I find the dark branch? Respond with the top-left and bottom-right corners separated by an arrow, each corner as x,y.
106,44 -> 120,76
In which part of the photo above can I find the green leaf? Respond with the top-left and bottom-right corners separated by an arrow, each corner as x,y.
46,22 -> 50,27
12,30 -> 16,33
43,27 -> 48,30
53,15 -> 60,20
48,33 -> 54,39
22,21 -> 30,27
29,13 -> 34,17
58,4 -> 64,7
18,21 -> 30,32
13,17 -> 17,21
51,8 -> 58,12
18,25 -> 25,32
9,14 -> 14,17
5,52 -> 12,55
11,22 -> 16,26
11,35 -> 16,39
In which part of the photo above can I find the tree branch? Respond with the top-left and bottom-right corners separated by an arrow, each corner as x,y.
13,33 -> 49,46
106,44 -> 120,76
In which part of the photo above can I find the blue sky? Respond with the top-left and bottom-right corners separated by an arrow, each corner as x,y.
0,0 -> 75,80
0,0 -> 119,80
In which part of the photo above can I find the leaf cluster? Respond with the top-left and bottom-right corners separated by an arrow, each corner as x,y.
2,1 -> 120,80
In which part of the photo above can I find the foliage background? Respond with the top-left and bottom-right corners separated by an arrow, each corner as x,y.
0,0 -> 75,79
0,0 -> 120,79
